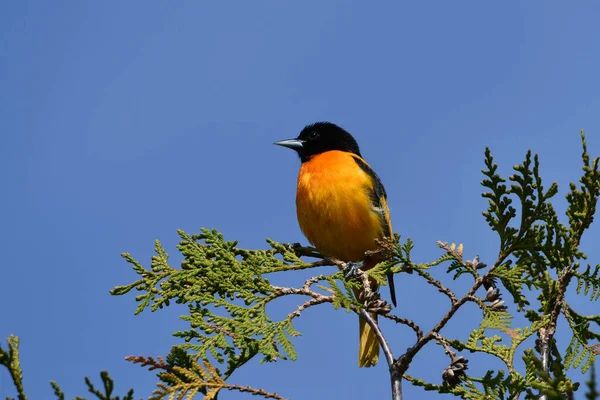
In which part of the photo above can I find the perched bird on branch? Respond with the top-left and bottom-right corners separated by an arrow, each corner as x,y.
275,121 -> 396,367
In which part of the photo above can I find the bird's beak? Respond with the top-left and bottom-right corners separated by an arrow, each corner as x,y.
274,139 -> 304,150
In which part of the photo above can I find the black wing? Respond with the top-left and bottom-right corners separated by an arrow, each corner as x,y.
352,156 -> 391,236
352,155 -> 397,307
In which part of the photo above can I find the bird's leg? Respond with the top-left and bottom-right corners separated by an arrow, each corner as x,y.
343,261 -> 365,280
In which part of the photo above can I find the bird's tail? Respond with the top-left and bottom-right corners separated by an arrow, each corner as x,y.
351,261 -> 388,367
358,311 -> 380,367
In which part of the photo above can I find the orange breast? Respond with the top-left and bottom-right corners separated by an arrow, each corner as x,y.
296,151 -> 387,261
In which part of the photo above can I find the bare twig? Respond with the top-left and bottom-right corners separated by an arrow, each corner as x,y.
270,285 -> 331,300
359,309 -> 394,367
287,297 -> 331,320
393,257 -> 502,379
225,384 -> 288,400
126,355 -> 169,371
433,332 -> 456,359
359,309 -> 401,400
414,269 -> 458,304
380,314 -> 424,341
465,295 -> 485,308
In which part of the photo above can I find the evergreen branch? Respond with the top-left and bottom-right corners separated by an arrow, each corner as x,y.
0,336 -> 133,400
145,359 -> 287,400
562,306 -> 600,373
50,381 -> 65,400
585,364 -> 598,400
264,258 -> 339,273
113,229 -> 359,379
126,355 -> 169,371
403,373 -> 486,399
50,371 -> 134,400
0,335 -> 27,400
437,241 -> 482,281
536,132 -> 600,398
481,147 -> 518,250
81,371 -> 135,400
574,264 -> 600,301
5,133 -> 600,400
402,373 -> 433,387
377,234 -> 516,393
109,132 -> 599,400
392,232 -> 542,391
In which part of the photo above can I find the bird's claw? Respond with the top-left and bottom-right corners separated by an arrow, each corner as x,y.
282,242 -> 302,251
343,261 -> 365,280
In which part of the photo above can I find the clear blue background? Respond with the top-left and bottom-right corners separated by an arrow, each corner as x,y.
1,2 -> 599,399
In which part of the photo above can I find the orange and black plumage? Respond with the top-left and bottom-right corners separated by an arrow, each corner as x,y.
275,122 -> 396,367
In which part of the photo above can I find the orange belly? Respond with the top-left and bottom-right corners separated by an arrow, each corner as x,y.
296,151 -> 386,261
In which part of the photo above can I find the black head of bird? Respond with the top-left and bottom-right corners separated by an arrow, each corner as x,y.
274,122 -> 361,162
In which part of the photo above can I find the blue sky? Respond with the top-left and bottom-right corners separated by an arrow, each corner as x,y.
1,1 -> 600,399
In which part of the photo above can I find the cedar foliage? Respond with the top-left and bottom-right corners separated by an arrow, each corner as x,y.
2,131 -> 600,399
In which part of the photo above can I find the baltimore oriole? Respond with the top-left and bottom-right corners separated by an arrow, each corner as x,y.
275,122 -> 396,367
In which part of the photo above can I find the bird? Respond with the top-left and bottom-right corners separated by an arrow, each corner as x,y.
275,121 -> 396,367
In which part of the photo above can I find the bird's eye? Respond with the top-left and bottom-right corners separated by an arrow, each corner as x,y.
308,131 -> 319,140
